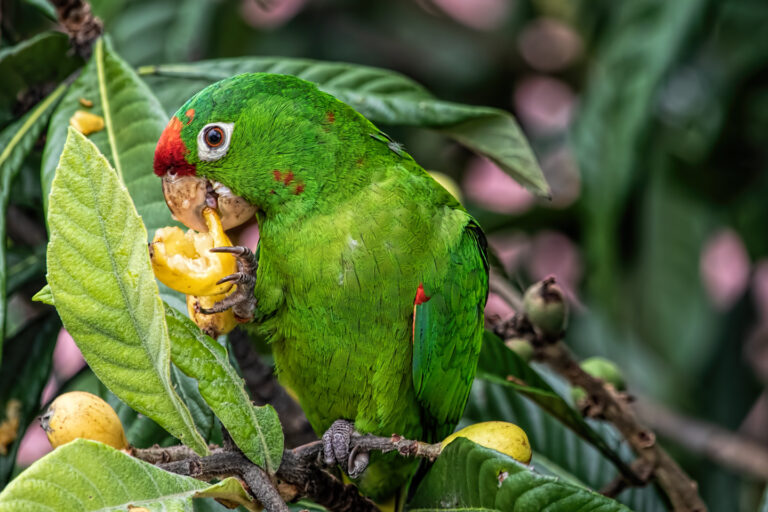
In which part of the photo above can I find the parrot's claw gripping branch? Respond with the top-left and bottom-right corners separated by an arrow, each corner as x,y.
134,433 -> 442,512
200,245 -> 258,320
321,419 -> 370,478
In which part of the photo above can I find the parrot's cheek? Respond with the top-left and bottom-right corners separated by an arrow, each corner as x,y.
162,174 -> 256,233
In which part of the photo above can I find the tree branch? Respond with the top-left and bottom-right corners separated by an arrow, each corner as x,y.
47,0 -> 102,58
135,433 -> 442,512
636,397 -> 768,481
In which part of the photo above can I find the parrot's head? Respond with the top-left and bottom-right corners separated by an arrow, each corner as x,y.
154,72 -> 374,232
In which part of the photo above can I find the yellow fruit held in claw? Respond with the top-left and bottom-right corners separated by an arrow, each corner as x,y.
442,421 -> 532,464
150,208 -> 237,296
41,391 -> 128,450
187,292 -> 239,338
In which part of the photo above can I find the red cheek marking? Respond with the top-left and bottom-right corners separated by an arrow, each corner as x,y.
414,283 -> 430,305
153,116 -> 196,177
185,109 -> 195,125
326,111 -> 335,123
294,183 -> 305,195
282,171 -> 294,185
273,170 -> 282,182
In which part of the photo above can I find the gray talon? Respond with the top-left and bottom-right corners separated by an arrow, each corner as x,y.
348,446 -> 369,478
199,245 -> 258,320
321,419 -> 369,477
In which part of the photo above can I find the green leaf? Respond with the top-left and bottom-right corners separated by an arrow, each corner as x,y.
41,37 -> 173,237
165,305 -> 284,473
0,440 -> 258,511
0,32 -> 82,128
46,127 -> 207,455
0,314 -> 60,486
21,0 -> 57,20
139,58 -> 549,197
0,83 -> 67,358
407,438 -> 631,511
5,245 -> 46,296
31,284 -> 53,305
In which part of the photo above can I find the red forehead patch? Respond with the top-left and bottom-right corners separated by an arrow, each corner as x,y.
153,116 -> 196,177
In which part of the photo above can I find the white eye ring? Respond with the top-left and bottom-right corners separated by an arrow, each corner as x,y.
197,122 -> 234,161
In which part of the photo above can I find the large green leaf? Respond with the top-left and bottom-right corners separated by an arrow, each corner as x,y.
0,440 -> 257,511
46,127 -> 207,454
0,314 -> 60,486
165,306 -> 284,473
0,32 -> 81,128
41,37 -> 173,236
0,83 -> 67,359
407,438 -> 631,511
139,58 -> 549,197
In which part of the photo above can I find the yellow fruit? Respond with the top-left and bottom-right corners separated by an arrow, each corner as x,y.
187,292 -> 239,338
442,421 -> 531,464
41,391 -> 128,450
150,208 -> 237,296
69,110 -> 104,135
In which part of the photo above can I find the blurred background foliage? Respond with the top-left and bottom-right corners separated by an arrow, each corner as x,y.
3,0 -> 768,509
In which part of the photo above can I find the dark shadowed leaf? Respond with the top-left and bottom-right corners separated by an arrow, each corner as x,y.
0,83 -> 67,361
0,32 -> 81,128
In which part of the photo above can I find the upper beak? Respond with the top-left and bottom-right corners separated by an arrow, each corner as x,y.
162,174 -> 256,233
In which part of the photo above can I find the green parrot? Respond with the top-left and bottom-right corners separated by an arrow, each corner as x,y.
153,73 -> 489,501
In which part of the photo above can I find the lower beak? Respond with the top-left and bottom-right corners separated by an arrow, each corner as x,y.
162,174 -> 256,233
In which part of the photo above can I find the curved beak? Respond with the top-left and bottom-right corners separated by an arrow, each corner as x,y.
162,174 -> 256,233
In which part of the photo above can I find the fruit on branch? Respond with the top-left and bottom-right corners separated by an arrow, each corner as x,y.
150,207 -> 237,296
442,421 -> 532,464
571,356 -> 627,403
523,277 -> 568,338
505,337 -> 533,362
41,391 -> 128,450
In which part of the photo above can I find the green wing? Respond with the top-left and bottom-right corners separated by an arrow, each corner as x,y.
412,221 -> 489,441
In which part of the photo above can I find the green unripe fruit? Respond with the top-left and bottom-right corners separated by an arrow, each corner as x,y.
505,338 -> 533,362
523,278 -> 568,338
571,356 -> 626,403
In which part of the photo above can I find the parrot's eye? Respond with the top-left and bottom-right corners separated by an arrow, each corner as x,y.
197,122 -> 234,162
204,126 -> 224,147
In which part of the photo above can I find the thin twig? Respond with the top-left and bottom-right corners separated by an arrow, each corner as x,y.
636,397 -> 768,481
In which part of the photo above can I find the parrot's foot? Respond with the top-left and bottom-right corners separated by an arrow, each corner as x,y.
200,246 -> 258,321
322,419 -> 370,478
